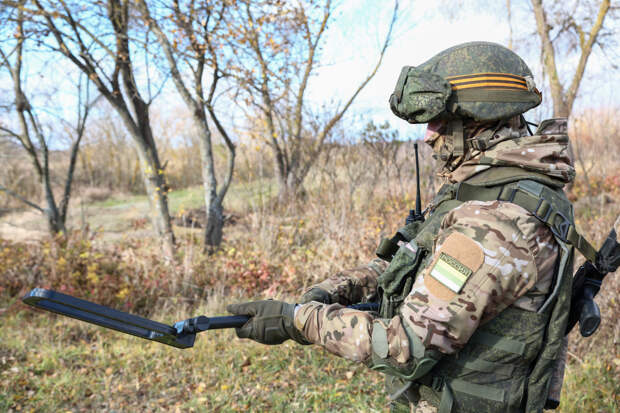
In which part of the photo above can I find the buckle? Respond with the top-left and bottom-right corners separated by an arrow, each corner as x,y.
498,187 -> 518,203
469,138 -> 487,152
533,198 -> 552,222
551,211 -> 572,241
532,198 -> 571,241
431,376 -> 444,391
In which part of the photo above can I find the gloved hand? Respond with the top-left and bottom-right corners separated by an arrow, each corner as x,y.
226,300 -> 309,345
300,287 -> 331,304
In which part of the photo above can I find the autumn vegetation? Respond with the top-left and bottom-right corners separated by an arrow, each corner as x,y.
1,0 -> 619,412
1,109 -> 619,412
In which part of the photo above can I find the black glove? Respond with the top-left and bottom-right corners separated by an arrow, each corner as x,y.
226,300 -> 309,345
300,287 -> 331,304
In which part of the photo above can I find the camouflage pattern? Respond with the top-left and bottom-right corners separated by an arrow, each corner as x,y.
294,199 -> 558,358
424,115 -> 526,173
400,200 -> 557,353
293,101 -> 575,410
390,42 -> 542,124
300,258 -> 388,305
390,67 -> 452,124
414,401 -> 436,413
390,399 -> 436,413
417,42 -> 533,80
417,42 -> 541,122
446,120 -> 575,184
424,116 -> 574,187
291,115 -> 579,413
294,302 -> 374,362
547,336 -> 569,405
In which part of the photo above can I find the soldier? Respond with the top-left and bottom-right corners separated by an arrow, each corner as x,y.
228,42 -> 596,412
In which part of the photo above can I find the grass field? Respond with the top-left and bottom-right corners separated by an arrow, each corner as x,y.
1,128 -> 619,412
1,300 -> 617,412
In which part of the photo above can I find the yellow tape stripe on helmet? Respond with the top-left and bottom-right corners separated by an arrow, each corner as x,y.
451,82 -> 529,91
445,72 -> 527,83
447,73 -> 530,91
449,76 -> 527,85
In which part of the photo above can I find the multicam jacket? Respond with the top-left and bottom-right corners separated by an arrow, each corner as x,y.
293,119 -> 575,412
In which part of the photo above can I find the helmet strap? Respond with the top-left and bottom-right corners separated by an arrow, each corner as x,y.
448,118 -> 464,157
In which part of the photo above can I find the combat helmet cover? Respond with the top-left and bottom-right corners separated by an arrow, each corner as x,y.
390,42 -> 542,123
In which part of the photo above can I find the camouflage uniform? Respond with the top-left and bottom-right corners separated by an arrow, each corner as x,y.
294,118 -> 573,412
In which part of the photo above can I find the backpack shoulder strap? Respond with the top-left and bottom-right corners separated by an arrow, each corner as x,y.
456,180 -> 597,262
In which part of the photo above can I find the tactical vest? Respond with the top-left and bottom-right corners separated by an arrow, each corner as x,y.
373,168 -> 595,413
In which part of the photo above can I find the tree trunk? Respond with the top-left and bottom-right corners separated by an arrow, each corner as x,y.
276,166 -> 307,204
553,101 -> 570,118
531,0 -> 610,118
134,141 -> 175,257
45,210 -> 65,234
205,197 -> 224,250
196,118 -> 224,251
276,168 -> 289,204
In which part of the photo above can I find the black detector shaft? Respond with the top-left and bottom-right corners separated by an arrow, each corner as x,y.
22,288 -> 378,349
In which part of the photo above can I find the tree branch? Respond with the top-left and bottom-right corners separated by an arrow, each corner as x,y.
531,0 -> 566,115
565,0 -> 610,114
60,77 -> 95,220
314,0 -> 398,152
137,0 -> 199,115
0,184 -> 44,212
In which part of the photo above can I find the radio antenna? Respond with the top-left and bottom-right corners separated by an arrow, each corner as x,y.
406,142 -> 425,224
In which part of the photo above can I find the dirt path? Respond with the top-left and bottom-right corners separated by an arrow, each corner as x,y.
0,198 -> 153,243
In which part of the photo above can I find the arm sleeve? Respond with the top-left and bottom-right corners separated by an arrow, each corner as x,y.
294,200 -> 546,364
301,258 -> 388,305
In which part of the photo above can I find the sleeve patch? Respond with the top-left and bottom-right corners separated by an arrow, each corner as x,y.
425,232 -> 484,301
431,252 -> 472,292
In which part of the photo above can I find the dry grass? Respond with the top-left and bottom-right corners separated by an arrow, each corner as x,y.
1,110 -> 619,412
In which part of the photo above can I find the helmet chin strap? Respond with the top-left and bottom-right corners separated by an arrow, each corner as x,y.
436,118 -> 465,168
448,118 -> 464,157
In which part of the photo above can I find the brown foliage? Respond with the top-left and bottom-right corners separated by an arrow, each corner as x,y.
1,110 -> 618,364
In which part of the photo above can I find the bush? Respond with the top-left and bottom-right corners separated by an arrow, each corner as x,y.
80,187 -> 113,203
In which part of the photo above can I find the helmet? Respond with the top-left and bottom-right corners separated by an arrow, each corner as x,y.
389,41 -> 542,124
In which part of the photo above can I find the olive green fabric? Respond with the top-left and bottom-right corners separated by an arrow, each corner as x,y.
368,316 -> 442,380
377,197 -> 461,319
455,180 -> 596,263
376,237 -> 402,261
390,66 -> 453,124
226,300 -> 309,345
463,166 -> 565,189
525,240 -> 573,412
300,287 -> 331,304
427,306 -> 553,412
379,172 -> 578,412
370,198 -> 461,381
389,42 -> 542,123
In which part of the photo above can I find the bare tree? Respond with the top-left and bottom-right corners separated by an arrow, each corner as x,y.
530,0 -> 614,117
137,0 -> 236,250
443,0 -> 616,118
506,0 -> 514,49
0,3 -> 92,234
361,121 -> 404,198
228,0 -> 398,200
30,0 -> 176,255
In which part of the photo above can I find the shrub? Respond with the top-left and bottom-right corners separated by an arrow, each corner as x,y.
80,187 -> 113,203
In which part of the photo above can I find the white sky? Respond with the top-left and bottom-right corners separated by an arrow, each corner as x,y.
307,0 -> 619,140
4,0 -> 618,146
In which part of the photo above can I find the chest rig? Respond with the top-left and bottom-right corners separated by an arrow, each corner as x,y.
373,169 -> 595,413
